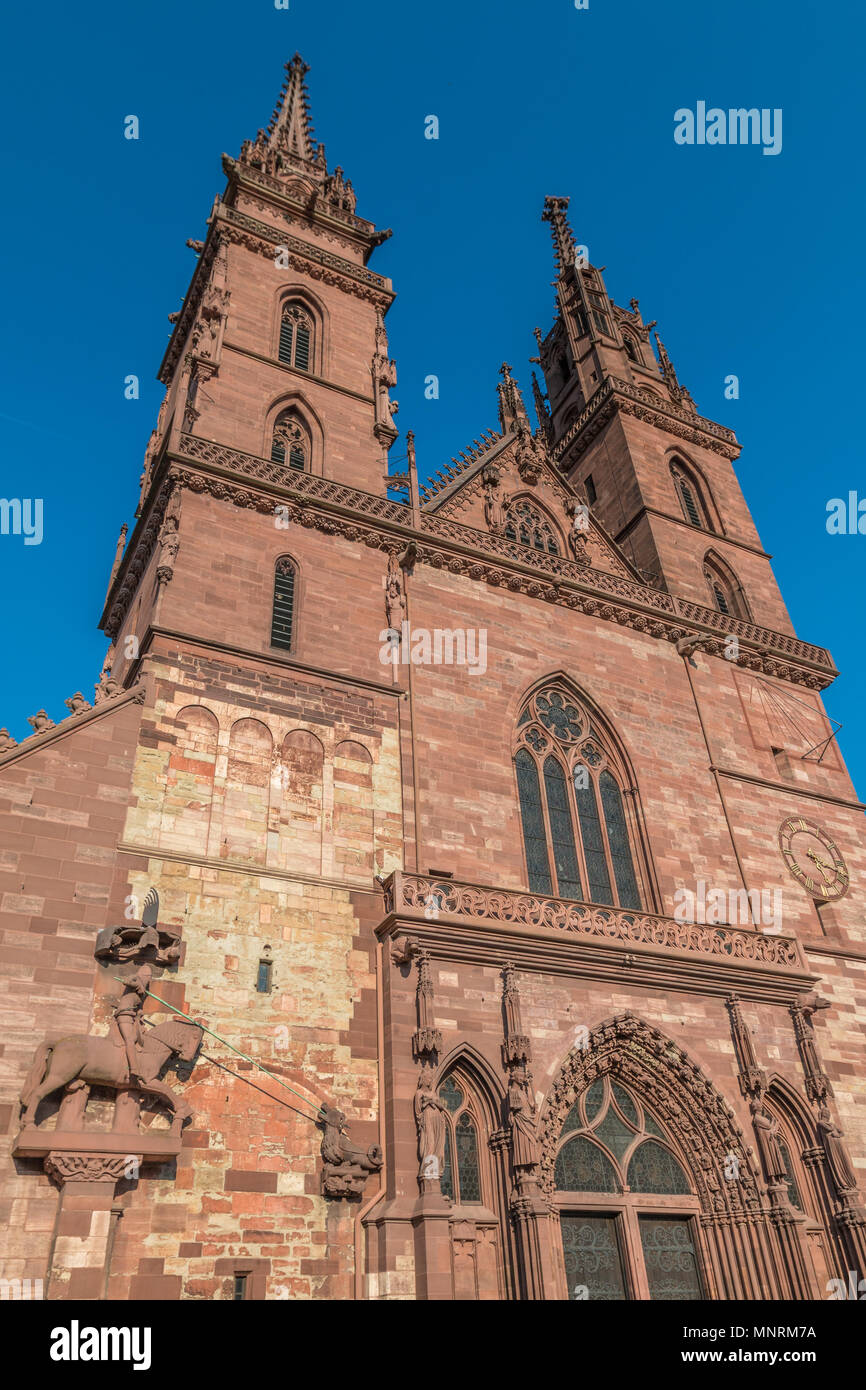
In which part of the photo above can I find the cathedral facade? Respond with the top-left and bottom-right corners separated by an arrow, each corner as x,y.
2,56 -> 865,1302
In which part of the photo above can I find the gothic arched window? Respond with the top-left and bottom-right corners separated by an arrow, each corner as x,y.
437,1075 -> 484,1204
278,303 -> 312,371
504,500 -> 560,555
670,459 -> 714,532
554,1076 -> 702,1301
703,551 -> 750,622
271,556 -> 297,652
623,335 -> 639,363
271,412 -> 310,472
514,683 -> 645,910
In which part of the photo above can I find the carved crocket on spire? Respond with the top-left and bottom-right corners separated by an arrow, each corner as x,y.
541,196 -> 577,277
266,53 -> 317,163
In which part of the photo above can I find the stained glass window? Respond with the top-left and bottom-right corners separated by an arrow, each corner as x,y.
439,1077 -> 463,1112
574,776 -> 614,905
543,757 -> 582,900
778,1139 -> 803,1212
561,1215 -> 627,1301
627,1141 -> 691,1194
514,684 -> 647,911
599,772 -> 642,910
584,1078 -> 606,1124
611,1082 -> 640,1129
557,1079 -> 699,1301
555,1137 -> 620,1193
515,749 -> 552,894
440,1126 -> 454,1200
639,1217 -> 702,1300
437,1076 -> 484,1205
455,1114 -> 481,1202
504,500 -> 559,555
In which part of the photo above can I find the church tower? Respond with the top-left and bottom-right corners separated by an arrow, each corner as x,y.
535,196 -> 793,637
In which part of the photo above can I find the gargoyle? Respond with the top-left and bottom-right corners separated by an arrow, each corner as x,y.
319,1104 -> 383,1199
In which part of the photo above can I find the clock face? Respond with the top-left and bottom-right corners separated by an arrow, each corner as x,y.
778,816 -> 850,901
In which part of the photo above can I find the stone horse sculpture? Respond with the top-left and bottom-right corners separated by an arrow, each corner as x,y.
19,1018 -> 203,1135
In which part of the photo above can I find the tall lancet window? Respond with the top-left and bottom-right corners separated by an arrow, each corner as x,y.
271,412 -> 310,472
670,459 -> 716,533
278,303 -> 312,371
703,551 -> 750,622
513,683 -> 646,910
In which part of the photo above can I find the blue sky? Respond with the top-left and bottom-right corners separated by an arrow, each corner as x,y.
1,0 -> 864,794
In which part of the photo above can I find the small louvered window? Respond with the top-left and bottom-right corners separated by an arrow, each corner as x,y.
271,559 -> 296,651
278,304 -> 313,371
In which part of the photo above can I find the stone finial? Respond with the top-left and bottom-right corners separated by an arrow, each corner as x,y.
27,710 -> 55,734
0,728 -> 17,752
94,676 -> 123,705
64,692 -> 92,716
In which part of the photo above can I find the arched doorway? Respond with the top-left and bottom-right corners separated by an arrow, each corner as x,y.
553,1075 -> 704,1299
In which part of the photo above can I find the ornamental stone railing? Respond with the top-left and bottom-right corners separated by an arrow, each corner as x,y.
176,433 -> 412,524
380,872 -> 806,972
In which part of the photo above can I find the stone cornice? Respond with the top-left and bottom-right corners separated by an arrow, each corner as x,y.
375,872 -> 816,1004
142,624 -> 407,698
99,433 -> 837,689
218,203 -> 393,301
554,377 -> 741,464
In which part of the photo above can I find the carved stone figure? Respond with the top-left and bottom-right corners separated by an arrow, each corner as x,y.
567,501 -> 592,563
319,1105 -> 383,1198
749,1098 -> 788,1187
385,551 -> 406,632
414,1073 -> 448,1181
112,964 -> 154,1084
508,1067 -> 540,1171
817,1104 -> 859,1195
19,1008 -> 202,1134
95,887 -> 182,969
156,486 -> 182,585
482,467 -> 509,534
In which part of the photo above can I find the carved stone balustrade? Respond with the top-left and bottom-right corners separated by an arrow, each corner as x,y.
375,872 -> 815,1004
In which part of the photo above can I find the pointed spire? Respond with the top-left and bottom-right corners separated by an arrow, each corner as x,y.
542,196 -> 577,276
655,332 -> 696,412
267,53 -> 316,162
497,362 -> 531,434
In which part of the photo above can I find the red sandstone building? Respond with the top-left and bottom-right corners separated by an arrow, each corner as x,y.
1,56 -> 865,1302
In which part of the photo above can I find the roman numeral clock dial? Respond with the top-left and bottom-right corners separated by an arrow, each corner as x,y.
778,816 -> 850,901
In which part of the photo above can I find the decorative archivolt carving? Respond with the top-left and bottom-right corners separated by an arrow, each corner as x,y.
537,1013 -> 761,1213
